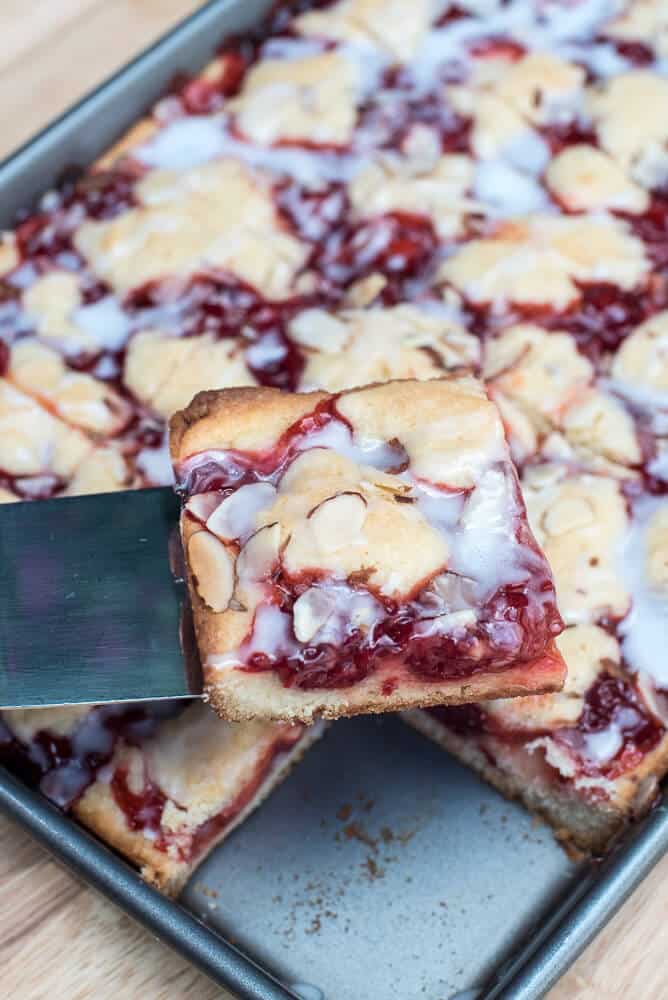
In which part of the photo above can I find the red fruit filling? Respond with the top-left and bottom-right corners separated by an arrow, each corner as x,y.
428,671 -> 664,786
0,702 -> 184,810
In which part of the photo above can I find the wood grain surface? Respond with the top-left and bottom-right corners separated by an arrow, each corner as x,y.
0,4 -> 666,998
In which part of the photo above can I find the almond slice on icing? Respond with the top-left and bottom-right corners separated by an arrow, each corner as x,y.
237,522 -> 281,583
188,530 -> 234,613
309,493 -> 367,552
292,587 -> 334,643
207,482 -> 277,541
186,492 -> 223,523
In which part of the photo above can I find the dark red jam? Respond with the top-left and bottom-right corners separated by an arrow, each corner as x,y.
0,702 -> 184,810
555,673 -> 664,780
177,397 -> 343,495
466,277 -> 668,368
111,765 -> 168,834
357,70 -> 472,151
605,39 -> 655,67
245,584 -> 562,691
624,194 -> 668,270
468,38 -> 525,61
314,212 -> 441,304
125,272 -> 307,390
428,670 -> 665,784
540,120 -> 598,156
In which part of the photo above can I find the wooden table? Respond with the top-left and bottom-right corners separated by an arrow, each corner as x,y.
0,4 -> 666,997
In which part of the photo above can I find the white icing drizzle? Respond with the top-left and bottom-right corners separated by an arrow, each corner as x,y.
649,450 -> 668,485
73,296 -> 131,353
244,331 -> 289,369
618,497 -> 668,686
501,130 -> 551,175
137,116 -> 228,169
412,0 -> 624,93
473,160 -> 551,216
447,467 -> 531,598
605,377 -> 668,433
136,435 -> 174,486
583,725 -> 623,765
136,115 -> 357,186
210,603 -> 298,671
207,482 -> 277,542
302,419 -> 405,470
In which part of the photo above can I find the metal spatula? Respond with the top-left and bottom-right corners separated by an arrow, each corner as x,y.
0,488 -> 203,709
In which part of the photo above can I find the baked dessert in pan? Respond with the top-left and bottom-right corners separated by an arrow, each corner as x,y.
0,0 -> 667,876
171,379 -> 564,721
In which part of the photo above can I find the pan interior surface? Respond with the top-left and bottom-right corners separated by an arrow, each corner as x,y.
182,717 -> 581,1000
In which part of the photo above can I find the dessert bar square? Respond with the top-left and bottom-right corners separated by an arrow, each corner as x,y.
170,378 -> 565,723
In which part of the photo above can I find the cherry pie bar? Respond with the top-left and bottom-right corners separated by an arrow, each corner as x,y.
0,702 -> 323,894
170,379 -> 564,722
0,0 -> 667,865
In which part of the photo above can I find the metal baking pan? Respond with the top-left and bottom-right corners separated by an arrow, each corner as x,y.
2,2 -> 668,997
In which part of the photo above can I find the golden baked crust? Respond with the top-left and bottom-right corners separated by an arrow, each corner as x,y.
169,386 -> 327,463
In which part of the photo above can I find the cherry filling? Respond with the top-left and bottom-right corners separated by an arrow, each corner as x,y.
624,193 -> 668,270
603,39 -> 655,67
555,674 -> 664,780
168,51 -> 250,116
111,766 -> 168,834
466,279 -> 668,367
314,212 -> 441,304
356,70 -> 473,150
243,575 -> 562,691
14,168 -> 139,272
427,671 -> 664,785
0,702 -> 184,810
540,120 -> 598,155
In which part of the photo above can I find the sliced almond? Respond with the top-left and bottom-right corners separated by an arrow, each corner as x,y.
186,492 -> 222,523
309,492 -> 367,552
188,530 -> 234,613
207,482 -> 277,541
360,466 -> 413,496
237,523 -> 281,583
434,609 -> 477,631
292,588 -> 334,643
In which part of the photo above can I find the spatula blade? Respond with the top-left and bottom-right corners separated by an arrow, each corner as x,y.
0,487 -> 202,709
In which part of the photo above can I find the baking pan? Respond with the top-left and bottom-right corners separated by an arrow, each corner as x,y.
2,2 -> 668,998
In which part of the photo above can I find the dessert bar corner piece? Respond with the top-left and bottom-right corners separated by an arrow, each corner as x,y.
1,703 -> 325,896
170,379 -> 566,723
